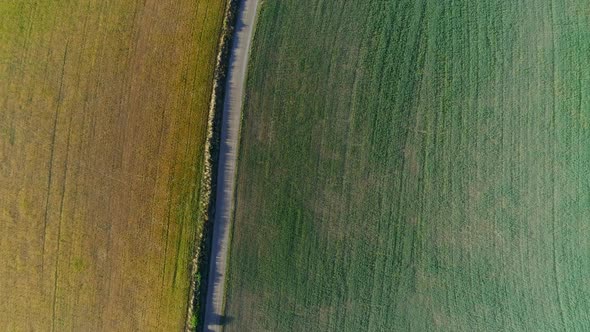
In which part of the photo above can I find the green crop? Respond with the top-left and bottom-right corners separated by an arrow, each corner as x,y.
224,1 -> 590,331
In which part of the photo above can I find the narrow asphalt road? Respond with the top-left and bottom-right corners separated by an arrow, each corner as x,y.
203,0 -> 260,331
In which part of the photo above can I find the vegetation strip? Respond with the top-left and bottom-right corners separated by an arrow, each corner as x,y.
185,0 -> 241,330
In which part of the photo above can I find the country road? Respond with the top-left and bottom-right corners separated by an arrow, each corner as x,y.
203,0 -> 260,331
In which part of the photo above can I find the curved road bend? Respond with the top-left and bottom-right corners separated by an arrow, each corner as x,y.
204,0 -> 260,331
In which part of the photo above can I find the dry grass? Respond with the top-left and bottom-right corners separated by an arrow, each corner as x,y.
0,0 -> 226,330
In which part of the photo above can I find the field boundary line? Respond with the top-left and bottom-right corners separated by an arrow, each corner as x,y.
184,0 -> 239,330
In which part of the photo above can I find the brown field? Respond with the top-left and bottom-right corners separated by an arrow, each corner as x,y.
0,1 -> 226,330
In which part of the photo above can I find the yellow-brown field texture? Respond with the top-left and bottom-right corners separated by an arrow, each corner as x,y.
0,1 -> 225,330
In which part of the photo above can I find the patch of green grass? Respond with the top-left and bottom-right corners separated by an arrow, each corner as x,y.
189,313 -> 198,330
71,258 -> 87,273
225,0 -> 590,331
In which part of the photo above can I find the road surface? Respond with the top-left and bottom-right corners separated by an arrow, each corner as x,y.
203,0 -> 260,331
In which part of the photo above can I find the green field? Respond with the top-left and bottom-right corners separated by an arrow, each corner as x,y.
0,1 -> 225,330
225,0 -> 590,330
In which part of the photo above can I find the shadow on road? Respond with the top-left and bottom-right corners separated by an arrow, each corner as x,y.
205,314 -> 235,332
202,0 -> 259,331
